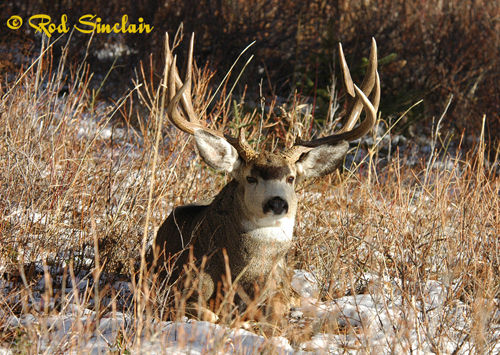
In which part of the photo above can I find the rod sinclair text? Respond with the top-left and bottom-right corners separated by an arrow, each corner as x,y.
26,14 -> 154,37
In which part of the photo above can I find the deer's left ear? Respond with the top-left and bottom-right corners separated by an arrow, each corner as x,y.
295,141 -> 349,180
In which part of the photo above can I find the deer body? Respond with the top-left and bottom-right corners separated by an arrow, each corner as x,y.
147,34 -> 379,319
151,152 -> 306,302
155,193 -> 292,302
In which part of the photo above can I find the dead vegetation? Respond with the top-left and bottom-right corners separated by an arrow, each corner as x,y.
0,30 -> 498,353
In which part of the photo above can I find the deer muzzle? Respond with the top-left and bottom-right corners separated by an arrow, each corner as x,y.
263,196 -> 289,215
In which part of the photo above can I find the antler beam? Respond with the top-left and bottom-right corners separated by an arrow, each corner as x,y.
284,38 -> 380,162
165,33 -> 257,162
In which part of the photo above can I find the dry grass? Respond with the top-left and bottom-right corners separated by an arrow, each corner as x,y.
0,35 -> 498,353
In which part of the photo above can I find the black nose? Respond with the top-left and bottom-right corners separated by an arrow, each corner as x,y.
263,197 -> 288,215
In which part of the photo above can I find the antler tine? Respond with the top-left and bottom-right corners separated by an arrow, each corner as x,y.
289,81 -> 378,149
372,70 -> 381,113
338,43 -> 355,98
165,33 -> 199,123
341,38 -> 378,132
167,55 -> 200,134
166,50 -> 221,137
225,128 -> 258,162
180,33 -> 198,124
283,39 -> 380,161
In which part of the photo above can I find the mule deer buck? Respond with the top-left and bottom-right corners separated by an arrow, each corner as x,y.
147,35 -> 380,321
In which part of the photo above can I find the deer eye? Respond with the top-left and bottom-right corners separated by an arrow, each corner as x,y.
246,176 -> 258,184
286,176 -> 295,184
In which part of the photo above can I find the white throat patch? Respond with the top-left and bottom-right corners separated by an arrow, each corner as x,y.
241,216 -> 295,242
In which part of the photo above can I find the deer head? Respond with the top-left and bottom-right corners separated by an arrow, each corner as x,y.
164,34 -> 380,232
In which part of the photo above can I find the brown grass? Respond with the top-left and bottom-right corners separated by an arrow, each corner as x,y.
0,33 -> 498,353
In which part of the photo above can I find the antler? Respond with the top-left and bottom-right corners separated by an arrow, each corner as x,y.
284,38 -> 380,162
165,33 -> 257,162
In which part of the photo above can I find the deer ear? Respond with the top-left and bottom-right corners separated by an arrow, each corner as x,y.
194,130 -> 241,173
295,141 -> 349,180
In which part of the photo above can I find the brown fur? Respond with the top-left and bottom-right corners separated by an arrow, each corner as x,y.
148,179 -> 291,309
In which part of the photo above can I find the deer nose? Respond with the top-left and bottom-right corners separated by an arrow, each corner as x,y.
263,197 -> 288,215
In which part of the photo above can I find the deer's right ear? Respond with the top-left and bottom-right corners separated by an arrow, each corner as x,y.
194,130 -> 241,173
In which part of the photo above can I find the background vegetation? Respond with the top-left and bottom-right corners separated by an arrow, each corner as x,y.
1,0 -> 499,146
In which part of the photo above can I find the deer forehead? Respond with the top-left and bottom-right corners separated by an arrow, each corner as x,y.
245,152 -> 295,180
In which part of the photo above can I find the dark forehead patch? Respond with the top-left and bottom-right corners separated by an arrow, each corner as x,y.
250,152 -> 291,180
251,164 -> 291,180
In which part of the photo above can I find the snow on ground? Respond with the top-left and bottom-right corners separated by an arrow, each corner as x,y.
292,271 -> 500,354
2,307 -> 294,354
2,267 -> 497,353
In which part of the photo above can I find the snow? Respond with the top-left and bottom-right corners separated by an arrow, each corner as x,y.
1,265 -> 492,353
149,321 -> 294,354
291,271 -> 483,354
291,269 -> 319,299
2,309 -> 294,354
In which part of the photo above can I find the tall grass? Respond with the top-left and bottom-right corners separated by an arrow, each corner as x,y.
0,34 -> 498,353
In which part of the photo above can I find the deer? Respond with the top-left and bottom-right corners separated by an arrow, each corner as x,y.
147,34 -> 380,323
